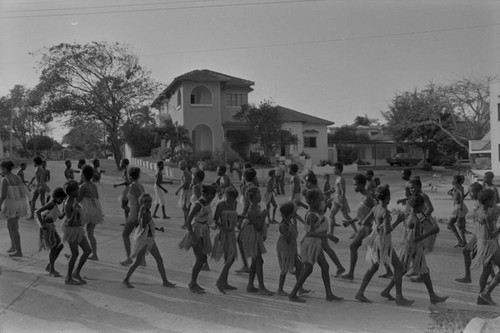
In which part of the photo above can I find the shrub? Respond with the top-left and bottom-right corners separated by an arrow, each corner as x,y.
419,160 -> 433,171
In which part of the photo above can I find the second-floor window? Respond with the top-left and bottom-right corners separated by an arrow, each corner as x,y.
226,93 -> 247,106
190,86 -> 212,105
304,136 -> 317,148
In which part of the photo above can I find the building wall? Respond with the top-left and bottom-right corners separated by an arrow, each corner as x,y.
490,80 -> 500,174
302,123 -> 329,164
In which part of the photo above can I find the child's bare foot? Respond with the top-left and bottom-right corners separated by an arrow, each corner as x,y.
379,272 -> 393,279
49,270 -> 61,277
9,252 -> 22,257
153,215 -> 160,218
65,278 -> 82,285
430,295 -> 448,304
163,216 -> 170,220
88,254 -> 98,261
120,258 -> 133,266
189,282 -> 205,294
276,290 -> 289,296
163,281 -> 176,288
380,290 -> 395,301
289,295 -> 306,303
298,288 -> 311,295
235,267 -> 249,274
334,267 -> 346,277
395,295 -> 414,306
355,292 -> 372,303
340,273 -> 354,281
454,241 -> 466,248
259,288 -> 275,296
455,277 -> 471,283
216,283 -> 226,294
122,280 -> 134,288
73,273 -> 87,284
326,293 -> 343,301
45,264 -> 51,272
7,248 -> 15,253
479,293 -> 496,305
246,286 -> 259,293
223,284 -> 237,290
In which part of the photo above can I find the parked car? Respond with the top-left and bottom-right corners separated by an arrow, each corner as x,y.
386,153 -> 421,167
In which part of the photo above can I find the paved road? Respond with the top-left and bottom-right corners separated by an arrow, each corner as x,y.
1,161 -> 499,332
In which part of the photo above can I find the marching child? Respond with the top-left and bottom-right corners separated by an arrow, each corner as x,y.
113,158 -> 131,219
264,169 -> 278,224
288,188 -> 343,303
61,181 -> 91,285
448,175 -> 468,247
175,160 -> 192,227
211,187 -> 239,293
64,160 -> 80,181
179,185 -> 217,294
37,187 -> 67,277
330,162 -> 356,238
152,161 -> 170,219
123,193 -> 176,289
240,186 -> 274,296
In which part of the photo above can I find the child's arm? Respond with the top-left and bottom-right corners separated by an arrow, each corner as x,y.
414,216 -> 439,242
0,178 -> 8,208
36,202 -> 55,227
155,173 -> 168,193
175,176 -> 187,195
423,194 -> 434,216
186,203 -> 202,239
213,203 -> 222,228
77,184 -> 86,202
388,212 -> 406,233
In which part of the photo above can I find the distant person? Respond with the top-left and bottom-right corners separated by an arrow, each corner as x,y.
28,156 -> 49,220
152,161 -> 170,219
64,160 -> 80,182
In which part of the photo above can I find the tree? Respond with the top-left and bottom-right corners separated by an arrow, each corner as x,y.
328,125 -> 369,144
62,117 -> 106,156
122,121 -> 158,157
0,85 -> 51,157
27,135 -> 53,153
33,41 -> 162,168
353,115 -> 371,127
233,100 -> 283,159
155,118 -> 192,162
383,86 -> 466,158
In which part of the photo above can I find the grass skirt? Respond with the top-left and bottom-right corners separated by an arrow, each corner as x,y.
80,198 -> 103,225
299,237 -> 322,265
277,236 -> 298,273
178,223 -> 212,254
39,224 -> 61,251
177,189 -> 191,209
61,222 -> 86,244
211,229 -> 237,263
364,228 -> 392,266
471,237 -> 498,269
239,224 -> 266,259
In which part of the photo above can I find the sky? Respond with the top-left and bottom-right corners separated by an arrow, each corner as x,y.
1,0 -> 499,142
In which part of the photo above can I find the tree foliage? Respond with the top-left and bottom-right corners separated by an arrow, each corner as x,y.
154,118 -> 192,162
33,41 -> 161,168
0,85 -> 52,157
27,135 -> 54,153
62,117 -> 106,156
122,121 -> 158,157
328,125 -> 370,144
383,77 -> 491,157
233,100 -> 283,158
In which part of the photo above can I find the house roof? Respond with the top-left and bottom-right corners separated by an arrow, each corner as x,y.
470,140 -> 491,152
277,105 -> 334,125
151,69 -> 254,108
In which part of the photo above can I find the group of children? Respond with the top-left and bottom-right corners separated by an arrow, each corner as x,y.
5,156 -> 500,308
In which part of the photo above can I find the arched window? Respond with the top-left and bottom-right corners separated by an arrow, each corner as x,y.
190,86 -> 212,105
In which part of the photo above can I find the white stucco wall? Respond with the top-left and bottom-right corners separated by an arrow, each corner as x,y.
490,80 -> 500,175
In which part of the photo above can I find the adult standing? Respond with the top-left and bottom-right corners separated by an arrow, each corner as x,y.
0,160 -> 29,257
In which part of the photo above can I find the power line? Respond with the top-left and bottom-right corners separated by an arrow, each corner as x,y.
0,0 -> 325,19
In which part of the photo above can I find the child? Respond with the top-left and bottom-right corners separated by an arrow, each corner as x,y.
190,168 -> 205,208
61,180 -> 91,285
456,182 -> 483,284
211,187 -> 239,294
37,187 -> 67,277
113,158 -> 131,219
365,170 -> 377,197
340,173 -> 378,280
322,174 -> 334,210
448,175 -> 468,247
153,161 -> 170,219
239,186 -> 274,296
289,163 -> 307,210
92,159 -> 105,183
471,189 -> 500,305
16,162 -> 28,185
28,156 -> 49,220
175,160 -> 192,226
214,165 -> 233,200
288,188 -> 343,303
120,167 -> 145,266
0,160 -> 29,257
330,162 -> 356,237
396,168 -> 412,205
388,195 -> 447,304
355,185 -> 413,306
179,185 -> 216,294
263,169 -> 278,224
276,201 -> 308,296
123,193 -> 176,289
483,172 -> 499,206
78,165 -> 104,261
64,160 -> 80,181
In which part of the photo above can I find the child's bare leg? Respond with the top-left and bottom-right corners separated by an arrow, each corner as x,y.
189,242 -> 206,293
289,262 -> 313,302
447,217 -> 465,247
247,258 -> 258,292
321,238 -> 345,275
277,273 -> 288,295
236,237 -> 249,273
7,218 -> 22,256
355,263 -> 379,303
123,247 -> 147,288
86,223 -> 98,260
318,252 -> 343,301
390,250 -> 414,306
422,272 -> 448,303
121,222 -> 135,265
342,229 -> 365,280
271,198 -> 277,222
150,243 -> 175,287
217,257 -> 235,293
66,242 -> 80,285
458,217 -> 467,245
74,237 -> 91,283
255,254 -> 274,295
329,205 -> 340,234
456,247 -> 472,283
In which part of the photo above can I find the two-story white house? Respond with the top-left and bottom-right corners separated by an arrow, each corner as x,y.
151,69 -> 333,165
